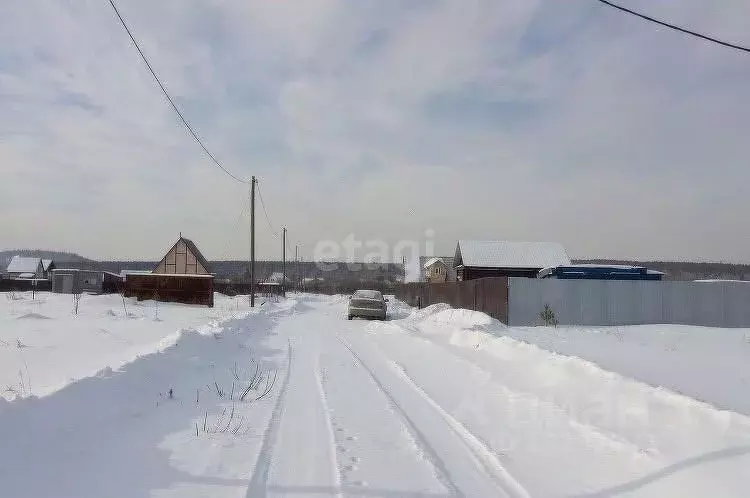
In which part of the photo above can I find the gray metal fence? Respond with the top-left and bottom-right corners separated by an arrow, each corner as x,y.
508,278 -> 750,327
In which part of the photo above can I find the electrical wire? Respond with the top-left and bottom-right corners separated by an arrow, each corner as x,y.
107,0 -> 250,183
256,181 -> 296,256
255,181 -> 279,238
595,0 -> 750,54
219,195 -> 250,260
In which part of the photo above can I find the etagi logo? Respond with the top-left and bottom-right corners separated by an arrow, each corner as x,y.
313,229 -> 436,272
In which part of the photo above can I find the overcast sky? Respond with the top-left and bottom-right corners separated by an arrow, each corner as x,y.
1,1 -> 749,262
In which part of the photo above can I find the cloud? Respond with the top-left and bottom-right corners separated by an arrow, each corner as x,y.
1,0 -> 749,262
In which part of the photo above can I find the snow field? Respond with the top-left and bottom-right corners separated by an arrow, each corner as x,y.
0,292 -> 271,399
0,295 -> 298,498
505,323 -> 750,416
365,302 -> 750,496
1,292 -> 749,497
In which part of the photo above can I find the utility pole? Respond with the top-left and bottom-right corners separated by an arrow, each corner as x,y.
282,227 -> 287,294
294,244 -> 301,292
250,176 -> 256,307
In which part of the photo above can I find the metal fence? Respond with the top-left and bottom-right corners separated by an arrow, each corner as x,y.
508,278 -> 750,327
394,278 -> 509,323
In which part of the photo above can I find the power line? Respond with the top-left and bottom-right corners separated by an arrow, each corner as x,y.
595,0 -> 750,54
257,180 -> 296,255
106,0 -> 250,183
256,181 -> 279,238
219,194 -> 250,260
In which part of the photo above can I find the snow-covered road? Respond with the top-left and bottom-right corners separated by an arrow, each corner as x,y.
2,293 -> 749,497
259,302 -> 529,498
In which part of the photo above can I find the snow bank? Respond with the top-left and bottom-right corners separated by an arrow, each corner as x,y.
402,304 -> 750,451
0,292 -> 282,400
0,300 -> 290,498
370,302 -> 750,496
395,301 -> 750,419
504,324 -> 750,417
423,308 -> 497,329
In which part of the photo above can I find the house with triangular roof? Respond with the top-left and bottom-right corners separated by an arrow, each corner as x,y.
454,240 -> 570,280
5,256 -> 44,279
42,259 -> 56,279
153,234 -> 212,275
122,234 -> 215,307
422,257 -> 456,283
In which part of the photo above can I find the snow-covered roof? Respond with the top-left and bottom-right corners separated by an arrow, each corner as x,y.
455,240 -> 570,269
53,268 -> 101,274
121,270 -> 153,276
6,256 -> 42,274
537,265 -> 665,278
566,264 -> 641,270
694,279 -> 750,283
266,272 -> 290,284
423,257 -> 445,269
123,272 -> 213,279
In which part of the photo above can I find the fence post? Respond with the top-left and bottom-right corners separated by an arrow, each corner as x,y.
473,280 -> 477,310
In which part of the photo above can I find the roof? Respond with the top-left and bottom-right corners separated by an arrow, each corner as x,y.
42,259 -> 53,271
423,257 -> 446,269
153,235 -> 212,274
694,279 -> 750,283
266,272 -> 290,284
182,237 -> 212,273
538,265 -> 665,279
6,256 -> 42,274
125,272 -> 214,279
121,270 -> 153,276
455,240 -> 570,269
52,268 -> 102,274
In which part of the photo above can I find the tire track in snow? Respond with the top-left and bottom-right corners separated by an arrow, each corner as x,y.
400,327 -> 662,455
338,335 -> 530,498
320,340 -> 449,495
245,339 -> 293,498
336,337 -> 460,497
312,355 -> 343,498
388,360 -> 531,498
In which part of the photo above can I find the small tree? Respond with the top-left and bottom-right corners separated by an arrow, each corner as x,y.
73,291 -> 82,315
539,303 -> 559,327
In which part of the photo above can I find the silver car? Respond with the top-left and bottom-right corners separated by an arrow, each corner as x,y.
348,290 -> 388,320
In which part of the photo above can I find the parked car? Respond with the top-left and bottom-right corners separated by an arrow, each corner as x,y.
348,290 -> 388,320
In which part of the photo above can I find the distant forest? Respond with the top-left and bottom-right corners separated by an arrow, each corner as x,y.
573,260 -> 750,281
2,250 -> 749,282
